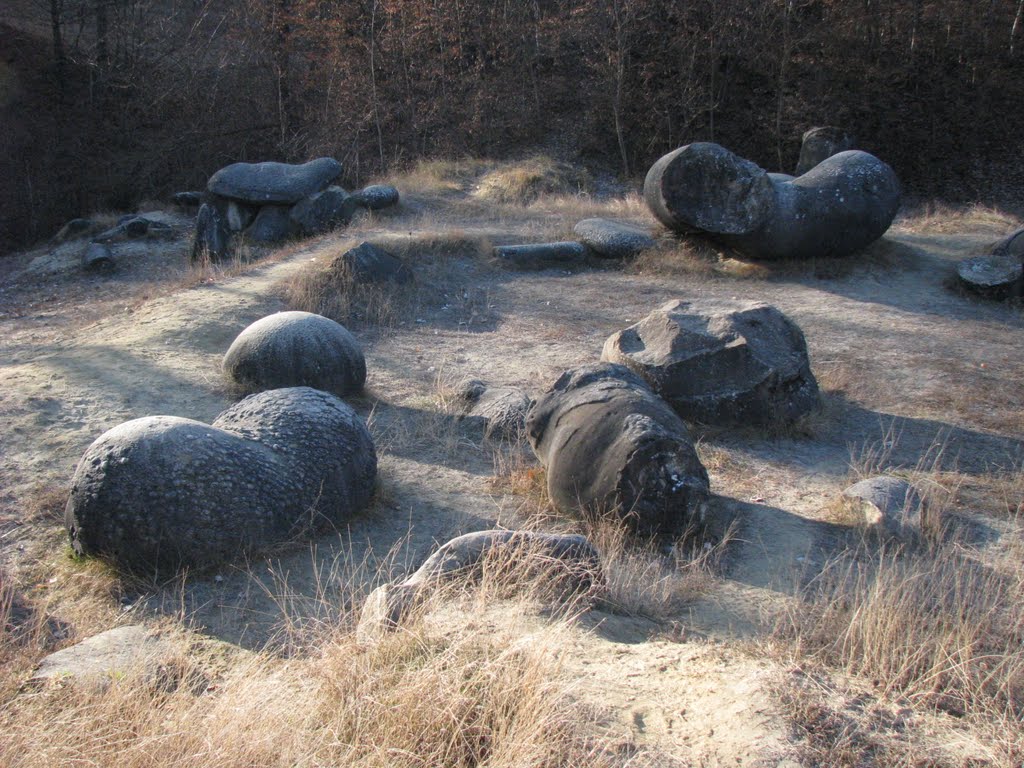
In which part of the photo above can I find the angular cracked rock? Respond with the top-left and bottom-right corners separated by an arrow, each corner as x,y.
602,299 -> 819,427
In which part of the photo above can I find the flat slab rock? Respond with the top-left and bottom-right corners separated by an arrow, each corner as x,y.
573,218 -> 656,258
208,157 -> 342,204
602,299 -> 819,427
956,228 -> 1024,299
29,625 -> 172,686
457,380 -> 532,438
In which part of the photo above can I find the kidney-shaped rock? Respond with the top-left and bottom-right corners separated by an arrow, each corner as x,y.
65,387 -> 377,574
223,311 -> 366,396
602,300 -> 819,427
527,363 -> 709,536
208,158 -> 342,204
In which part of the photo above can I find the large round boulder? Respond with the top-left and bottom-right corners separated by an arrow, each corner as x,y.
223,311 -> 366,396
526,363 -> 709,536
207,158 -> 342,205
645,143 -> 900,260
602,300 -> 819,427
65,387 -> 377,574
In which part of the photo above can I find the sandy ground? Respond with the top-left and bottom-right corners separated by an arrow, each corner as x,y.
1,192 -> 1022,765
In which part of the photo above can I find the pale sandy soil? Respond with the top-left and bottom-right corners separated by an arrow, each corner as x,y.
1,188 -> 1022,765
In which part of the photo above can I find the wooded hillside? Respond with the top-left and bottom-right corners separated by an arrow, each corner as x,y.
2,0 -> 1023,252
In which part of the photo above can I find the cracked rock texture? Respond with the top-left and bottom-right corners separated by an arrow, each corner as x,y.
65,387 -> 377,574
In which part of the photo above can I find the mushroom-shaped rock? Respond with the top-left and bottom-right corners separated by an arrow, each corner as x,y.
191,203 -> 230,262
645,143 -> 900,260
457,380 -> 532,438
842,476 -> 924,537
290,186 -> 358,236
336,241 -> 413,284
573,218 -> 656,259
65,387 -> 377,574
350,184 -> 400,210
602,300 -> 818,427
956,227 -> 1024,299
223,311 -> 366,396
794,127 -> 856,176
526,363 -> 709,535
208,158 -> 342,205
244,205 -> 294,243
356,530 -> 600,643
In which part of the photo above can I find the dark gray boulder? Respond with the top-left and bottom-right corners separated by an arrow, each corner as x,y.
602,300 -> 819,427
223,311 -> 366,396
82,243 -> 115,273
244,205 -> 294,243
795,126 -> 856,176
526,363 -> 709,536
645,143 -> 900,260
172,191 -> 202,209
335,241 -> 412,284
207,158 -> 342,205
956,227 -> 1024,299
457,380 -> 532,438
191,203 -> 230,262
573,218 -> 656,259
644,142 -> 775,235
493,241 -> 587,268
65,387 -> 377,574
842,476 -> 924,537
350,184 -> 400,210
93,216 -> 149,244
357,530 -> 600,643
290,186 -> 358,236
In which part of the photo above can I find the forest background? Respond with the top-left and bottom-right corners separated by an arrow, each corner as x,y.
1,0 -> 1023,253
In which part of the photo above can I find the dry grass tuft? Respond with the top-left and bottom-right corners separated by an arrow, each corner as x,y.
895,202 -> 1023,236
472,156 -> 592,206
0,547 -> 621,768
284,231 -> 494,332
773,537 -> 1024,756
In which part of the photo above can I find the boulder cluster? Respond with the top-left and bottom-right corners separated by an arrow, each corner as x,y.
191,157 -> 400,262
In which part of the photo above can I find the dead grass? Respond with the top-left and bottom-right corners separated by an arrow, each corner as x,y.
0,546 -> 624,768
472,156 -> 593,206
894,202 -> 1023,236
284,230 -> 494,333
772,535 -> 1024,765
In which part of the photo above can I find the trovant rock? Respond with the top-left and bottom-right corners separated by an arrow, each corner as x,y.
207,157 -> 342,205
602,299 -> 819,427
223,311 -> 366,396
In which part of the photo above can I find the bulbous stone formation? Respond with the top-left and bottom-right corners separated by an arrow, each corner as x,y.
223,311 -> 366,396
526,363 -> 709,535
956,227 -> 1024,299
645,142 -> 901,260
457,379 -> 532,438
289,186 -> 358,236
842,476 -> 924,537
208,157 -> 343,204
244,205 -> 294,243
191,203 -> 230,262
795,126 -> 856,176
356,530 -> 600,643
65,387 -> 377,574
350,184 -> 400,211
602,299 -> 819,427
573,218 -> 656,259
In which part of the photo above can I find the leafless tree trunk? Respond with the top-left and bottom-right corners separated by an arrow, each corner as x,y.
1012,0 -> 1024,55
